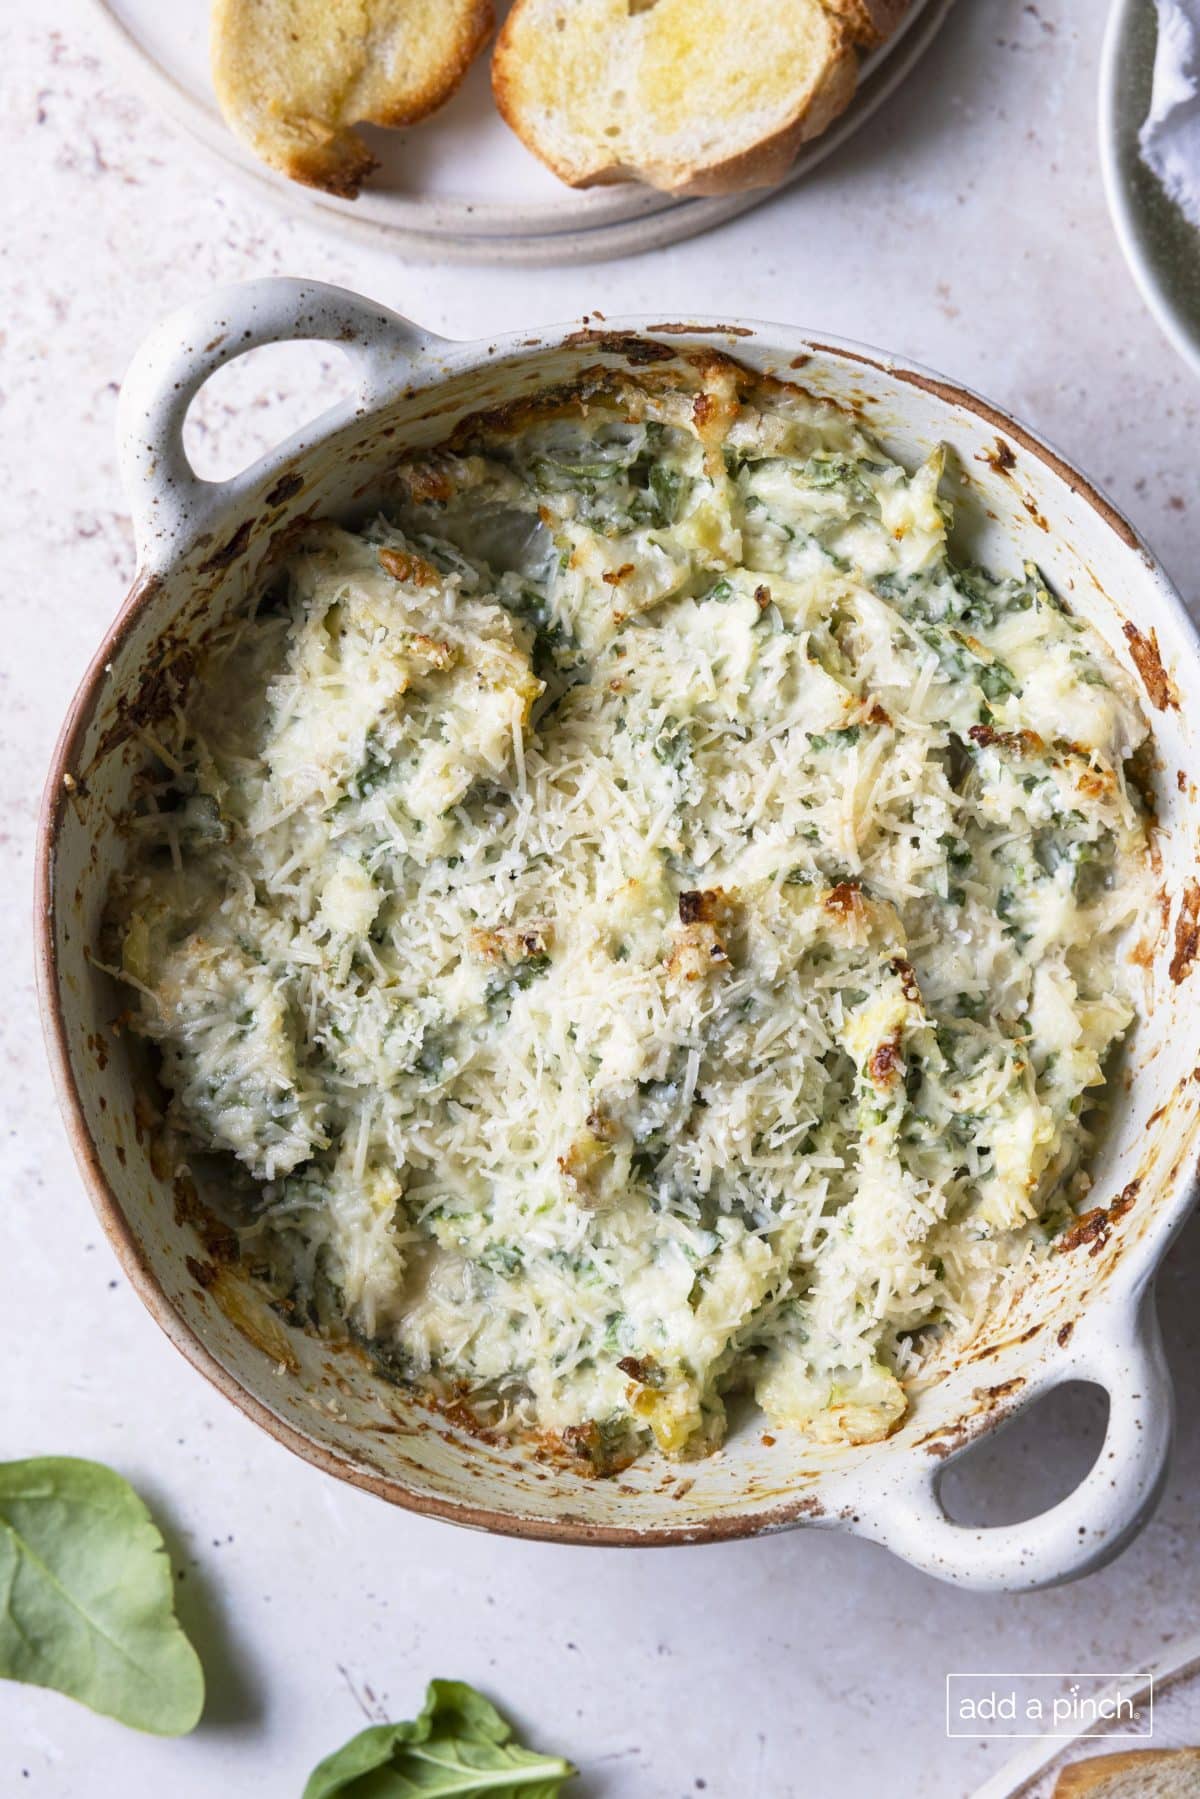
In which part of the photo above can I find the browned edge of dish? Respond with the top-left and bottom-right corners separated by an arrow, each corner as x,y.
31,328 -> 1167,1546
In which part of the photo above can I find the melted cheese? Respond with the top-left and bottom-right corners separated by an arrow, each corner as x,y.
109,365 -> 1154,1469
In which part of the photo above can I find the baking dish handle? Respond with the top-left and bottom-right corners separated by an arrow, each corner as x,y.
117,278 -> 446,569
862,1294 -> 1173,1591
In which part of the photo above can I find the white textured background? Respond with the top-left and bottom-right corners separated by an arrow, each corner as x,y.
3,1 -> 1199,1794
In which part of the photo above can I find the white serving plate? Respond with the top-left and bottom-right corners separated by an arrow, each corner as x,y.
1100,0 -> 1200,381
84,0 -> 954,263
36,278 -> 1200,1588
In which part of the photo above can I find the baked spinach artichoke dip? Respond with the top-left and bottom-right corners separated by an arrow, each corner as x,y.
109,356 -> 1154,1472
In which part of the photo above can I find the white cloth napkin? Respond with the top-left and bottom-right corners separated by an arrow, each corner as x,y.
1140,0 -> 1200,228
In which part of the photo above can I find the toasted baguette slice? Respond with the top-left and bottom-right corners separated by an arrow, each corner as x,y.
212,0 -> 493,198
825,0 -> 911,49
492,0 -> 859,197
1053,1748 -> 1200,1798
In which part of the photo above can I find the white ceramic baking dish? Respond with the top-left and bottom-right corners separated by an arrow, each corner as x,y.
36,278 -> 1200,1590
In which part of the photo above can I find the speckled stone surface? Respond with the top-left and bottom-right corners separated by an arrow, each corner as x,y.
4,1 -> 1200,1794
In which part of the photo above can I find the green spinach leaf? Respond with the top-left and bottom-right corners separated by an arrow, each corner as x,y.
303,1678 -> 576,1798
0,1457 -> 204,1734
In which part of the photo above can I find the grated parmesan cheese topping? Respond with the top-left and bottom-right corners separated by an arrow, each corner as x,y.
109,361 -> 1154,1470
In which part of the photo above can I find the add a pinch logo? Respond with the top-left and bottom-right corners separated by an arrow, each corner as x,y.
946,1672 -> 1153,1739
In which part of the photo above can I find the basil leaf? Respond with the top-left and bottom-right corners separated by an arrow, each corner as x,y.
303,1678 -> 577,1798
0,1457 -> 204,1735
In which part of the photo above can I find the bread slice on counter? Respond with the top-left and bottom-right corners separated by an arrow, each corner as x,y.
212,0 -> 494,197
1053,1748 -> 1200,1798
492,0 -> 862,197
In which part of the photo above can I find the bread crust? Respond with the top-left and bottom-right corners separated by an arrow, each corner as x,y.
212,0 -> 494,198
824,0 -> 911,49
492,2 -> 859,196
269,132 -> 382,203
1053,1749 -> 1200,1798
